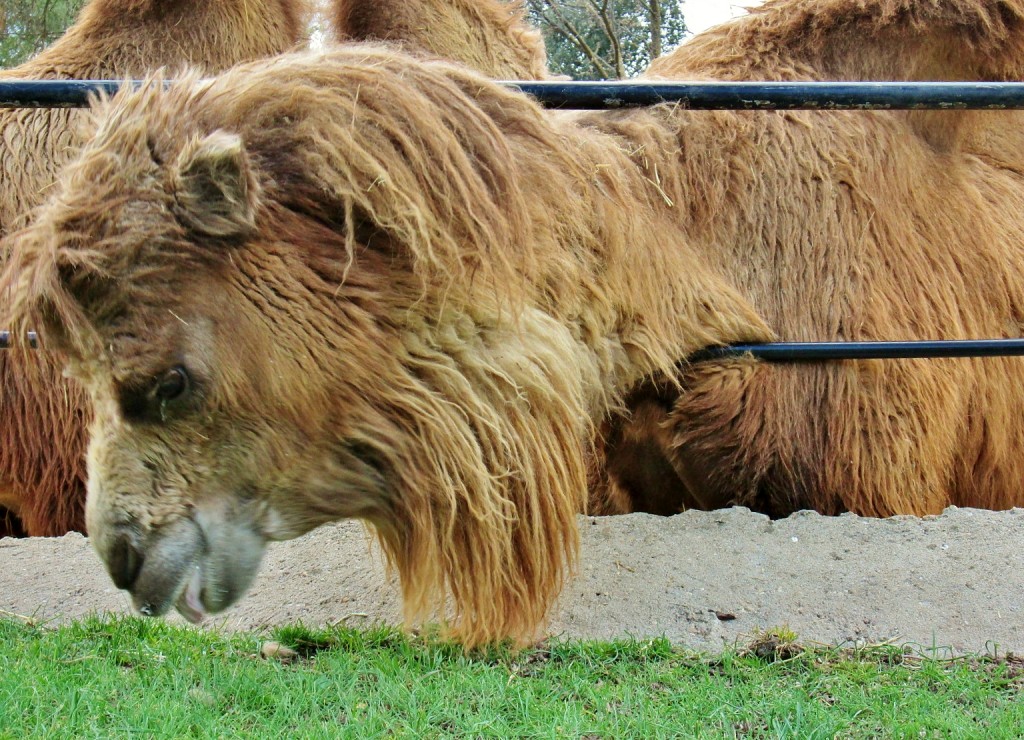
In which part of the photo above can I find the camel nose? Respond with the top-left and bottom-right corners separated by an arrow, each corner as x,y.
105,529 -> 144,590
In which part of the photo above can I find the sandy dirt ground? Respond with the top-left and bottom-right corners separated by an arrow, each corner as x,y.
2,506 -> 1022,654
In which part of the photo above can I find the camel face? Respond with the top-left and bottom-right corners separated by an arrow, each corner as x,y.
79,310 -> 273,623
15,93 -> 400,622
70,210 -> 405,622
78,283 -> 400,622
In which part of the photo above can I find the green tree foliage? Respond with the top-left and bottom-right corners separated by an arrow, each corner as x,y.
527,0 -> 687,79
1,0 -> 87,69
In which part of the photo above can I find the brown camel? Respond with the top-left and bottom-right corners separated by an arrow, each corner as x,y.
595,0 -> 1024,517
330,0 -> 549,78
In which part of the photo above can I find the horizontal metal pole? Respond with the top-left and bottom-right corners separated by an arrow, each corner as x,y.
0,80 -> 123,108
690,339 -> 1024,362
6,79 -> 1024,110
508,81 -> 1024,110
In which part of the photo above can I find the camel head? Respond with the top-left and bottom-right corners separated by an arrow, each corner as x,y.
5,54 -> 589,645
5,106 -> 339,622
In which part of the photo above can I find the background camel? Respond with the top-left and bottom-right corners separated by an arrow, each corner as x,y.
0,0 -> 312,233
0,0 -> 312,537
594,0 -> 1024,517
9,0 -> 1024,645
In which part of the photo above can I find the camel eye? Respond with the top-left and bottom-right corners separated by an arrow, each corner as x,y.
155,366 -> 189,402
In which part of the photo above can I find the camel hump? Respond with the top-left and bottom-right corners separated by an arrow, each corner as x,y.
329,0 -> 550,79
649,0 -> 1024,155
653,0 -> 1024,83
1,0 -> 311,82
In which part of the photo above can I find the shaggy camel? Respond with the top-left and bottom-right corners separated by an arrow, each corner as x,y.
594,0 -> 1024,518
9,0 -> 1024,644
0,0 -> 311,537
0,0 -> 547,539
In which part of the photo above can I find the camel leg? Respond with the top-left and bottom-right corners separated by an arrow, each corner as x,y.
603,360 -> 865,517
0,482 -> 25,537
0,481 -> 22,518
593,384 -> 738,516
594,369 -> 760,517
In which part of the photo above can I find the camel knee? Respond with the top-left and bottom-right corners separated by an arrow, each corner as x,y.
596,370 -> 752,516
0,483 -> 22,519
601,360 -> 831,518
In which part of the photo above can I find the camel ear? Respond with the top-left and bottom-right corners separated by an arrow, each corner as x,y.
173,131 -> 259,239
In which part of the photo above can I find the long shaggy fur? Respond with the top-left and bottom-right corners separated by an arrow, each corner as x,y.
8,0 -> 1024,641
0,0 -> 310,536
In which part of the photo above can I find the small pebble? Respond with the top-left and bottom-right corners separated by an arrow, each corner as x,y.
260,641 -> 298,662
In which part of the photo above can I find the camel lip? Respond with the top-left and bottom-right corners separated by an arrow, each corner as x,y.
127,517 -> 206,618
128,523 -> 267,620
174,565 -> 207,623
183,503 -> 269,615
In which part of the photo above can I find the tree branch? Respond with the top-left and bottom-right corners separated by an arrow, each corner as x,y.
527,0 -> 616,78
584,0 -> 625,78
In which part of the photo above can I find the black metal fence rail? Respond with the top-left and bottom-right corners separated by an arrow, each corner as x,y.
8,79 -> 1024,110
5,78 -> 1024,360
689,340 -> 1024,363
509,81 -> 1024,110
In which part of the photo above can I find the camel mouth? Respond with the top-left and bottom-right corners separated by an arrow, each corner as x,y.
107,508 -> 268,623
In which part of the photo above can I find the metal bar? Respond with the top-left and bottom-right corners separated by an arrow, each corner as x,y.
690,339 -> 1024,362
0,332 -> 38,349
7,79 -> 1024,110
0,80 -> 124,108
507,81 -> 1024,110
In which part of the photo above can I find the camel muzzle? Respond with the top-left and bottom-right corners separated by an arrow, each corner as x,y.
98,517 -> 205,618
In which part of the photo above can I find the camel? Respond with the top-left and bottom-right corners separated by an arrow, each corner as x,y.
593,0 -> 1024,517
9,0 -> 1024,644
0,0 -> 312,537
0,0 -> 546,537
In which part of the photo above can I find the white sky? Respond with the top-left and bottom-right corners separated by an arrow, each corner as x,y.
681,0 -> 764,37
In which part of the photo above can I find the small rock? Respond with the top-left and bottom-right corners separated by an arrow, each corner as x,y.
260,641 -> 298,662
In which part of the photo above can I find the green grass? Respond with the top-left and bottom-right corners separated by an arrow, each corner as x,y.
0,616 -> 1021,738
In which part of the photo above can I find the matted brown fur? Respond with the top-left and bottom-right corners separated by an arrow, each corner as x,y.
8,0 -> 1024,643
330,0 -> 550,78
0,0 -> 310,537
0,0 -> 312,233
